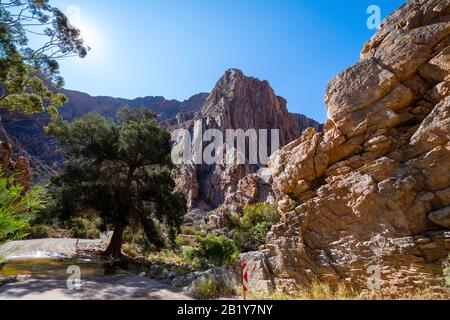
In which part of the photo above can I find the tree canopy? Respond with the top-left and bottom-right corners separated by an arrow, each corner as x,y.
0,0 -> 88,117
47,108 -> 187,258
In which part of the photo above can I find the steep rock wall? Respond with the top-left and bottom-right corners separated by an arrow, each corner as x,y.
255,0 -> 450,293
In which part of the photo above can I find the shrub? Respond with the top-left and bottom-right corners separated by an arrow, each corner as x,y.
182,246 -> 199,263
192,275 -> 236,300
0,172 -> 48,244
193,277 -> 217,300
232,203 -> 280,252
29,224 -> 60,239
180,226 -> 207,237
241,203 -> 279,229
444,255 -> 450,287
183,234 -> 239,269
123,227 -> 159,256
122,243 -> 140,257
67,216 -> 101,239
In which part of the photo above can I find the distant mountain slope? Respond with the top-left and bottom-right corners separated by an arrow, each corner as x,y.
59,89 -> 209,121
0,91 -> 209,182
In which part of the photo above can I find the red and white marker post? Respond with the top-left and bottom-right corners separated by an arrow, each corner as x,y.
242,263 -> 248,300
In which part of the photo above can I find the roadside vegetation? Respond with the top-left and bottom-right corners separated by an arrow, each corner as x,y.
246,282 -> 450,300
444,255 -> 450,287
192,276 -> 236,300
0,172 -> 48,244
229,203 -> 279,252
171,203 -> 280,270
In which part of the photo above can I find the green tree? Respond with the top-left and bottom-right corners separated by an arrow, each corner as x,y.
47,108 -> 187,258
0,171 -> 48,244
0,0 -> 88,116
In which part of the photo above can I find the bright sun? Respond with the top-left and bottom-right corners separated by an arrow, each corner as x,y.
78,24 -> 98,49
66,5 -> 102,55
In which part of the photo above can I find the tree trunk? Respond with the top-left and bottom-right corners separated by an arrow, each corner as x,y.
138,210 -> 165,249
103,224 -> 124,259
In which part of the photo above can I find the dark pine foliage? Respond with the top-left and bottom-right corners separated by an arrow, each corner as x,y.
46,108 -> 187,258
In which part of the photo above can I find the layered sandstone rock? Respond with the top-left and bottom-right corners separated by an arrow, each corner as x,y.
250,0 -> 450,293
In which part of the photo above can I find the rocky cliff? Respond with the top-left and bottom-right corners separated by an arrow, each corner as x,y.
245,0 -> 450,293
0,141 -> 32,189
174,69 -> 320,215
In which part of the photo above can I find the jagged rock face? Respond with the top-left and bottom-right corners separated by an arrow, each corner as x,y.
0,141 -> 32,189
255,0 -> 450,293
176,69 -> 319,211
199,69 -> 302,147
209,172 -> 276,229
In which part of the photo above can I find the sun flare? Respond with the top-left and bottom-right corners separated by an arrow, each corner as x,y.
78,24 -> 98,49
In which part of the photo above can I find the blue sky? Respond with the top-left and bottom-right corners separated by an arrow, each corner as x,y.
50,0 -> 405,122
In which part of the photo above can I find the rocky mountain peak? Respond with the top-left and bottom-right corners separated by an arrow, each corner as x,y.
198,68 -> 302,146
174,69 -> 320,212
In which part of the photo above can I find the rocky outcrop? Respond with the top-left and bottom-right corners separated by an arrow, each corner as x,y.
219,172 -> 275,215
0,141 -> 32,189
249,0 -> 450,293
208,171 -> 276,229
175,69 -> 319,215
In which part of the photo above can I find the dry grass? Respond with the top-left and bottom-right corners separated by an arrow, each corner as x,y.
246,282 -> 450,301
147,249 -> 186,265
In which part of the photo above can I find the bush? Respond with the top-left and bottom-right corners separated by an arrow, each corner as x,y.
182,234 -> 239,269
123,227 -> 158,256
67,216 -> 101,239
122,242 -> 140,257
182,246 -> 199,263
193,277 -> 217,300
29,224 -> 60,239
444,255 -> 450,287
241,203 -> 279,229
180,226 -> 206,237
0,172 -> 48,244
192,276 -> 235,300
232,203 -> 280,252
